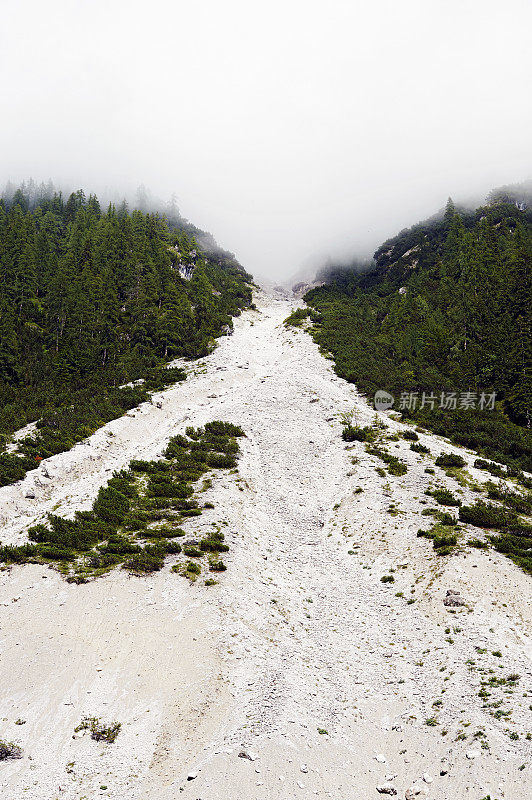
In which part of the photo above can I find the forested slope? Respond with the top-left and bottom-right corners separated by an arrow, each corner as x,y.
0,183 -> 252,485
304,188 -> 532,471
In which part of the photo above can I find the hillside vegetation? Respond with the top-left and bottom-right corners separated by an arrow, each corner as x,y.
0,183 -> 252,485
304,188 -> 532,472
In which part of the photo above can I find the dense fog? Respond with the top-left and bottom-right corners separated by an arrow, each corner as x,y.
2,0 -> 532,281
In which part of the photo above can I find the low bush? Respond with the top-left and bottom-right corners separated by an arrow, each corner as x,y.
0,740 -> 23,760
203,420 -> 245,438
417,523 -> 459,554
93,486 -> 130,524
123,550 -> 164,574
435,454 -> 466,469
468,538 -> 489,549
474,459 -> 505,477
367,445 -> 408,475
411,442 -> 430,454
75,717 -> 121,743
342,425 -> 375,443
284,307 -> 312,327
459,502 -> 517,529
183,546 -> 203,558
209,559 -> 227,571
426,488 -> 462,507
484,481 -> 532,516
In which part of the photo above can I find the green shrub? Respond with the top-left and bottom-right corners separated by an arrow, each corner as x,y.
205,452 -> 237,468
367,445 -> 408,475
402,430 -> 419,441
284,307 -> 312,327
204,421 -> 245,438
474,458 -> 505,477
342,425 -> 375,443
432,510 -> 457,525
459,502 -> 517,529
183,546 -> 202,558
75,717 -> 121,743
209,559 -> 227,571
0,740 -> 23,760
484,481 -> 532,516
426,488 -> 462,507
93,486 -> 130,524
417,523 -> 459,554
0,543 -> 38,564
98,536 -> 140,555
435,454 -> 466,469
123,550 -> 164,574
411,442 -> 430,454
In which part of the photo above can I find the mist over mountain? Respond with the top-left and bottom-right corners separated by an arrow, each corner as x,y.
3,1 -> 532,281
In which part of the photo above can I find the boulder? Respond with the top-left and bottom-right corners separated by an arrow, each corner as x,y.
443,591 -> 465,607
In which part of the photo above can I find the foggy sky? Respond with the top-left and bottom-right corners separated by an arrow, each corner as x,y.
2,0 -> 532,281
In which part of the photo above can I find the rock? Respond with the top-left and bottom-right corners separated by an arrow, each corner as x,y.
422,773 -> 433,783
443,593 -> 465,607
41,463 -> 54,479
24,489 -> 36,499
156,401 -> 163,409
238,750 -> 255,761
186,772 -> 197,780
466,749 -> 480,760
375,754 -> 386,763
376,784 -> 397,795
300,764 -> 308,773
405,786 -> 427,799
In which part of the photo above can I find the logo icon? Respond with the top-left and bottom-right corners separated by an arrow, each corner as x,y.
374,390 -> 394,412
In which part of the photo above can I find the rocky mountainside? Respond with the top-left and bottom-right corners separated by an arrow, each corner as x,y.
0,288 -> 530,799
